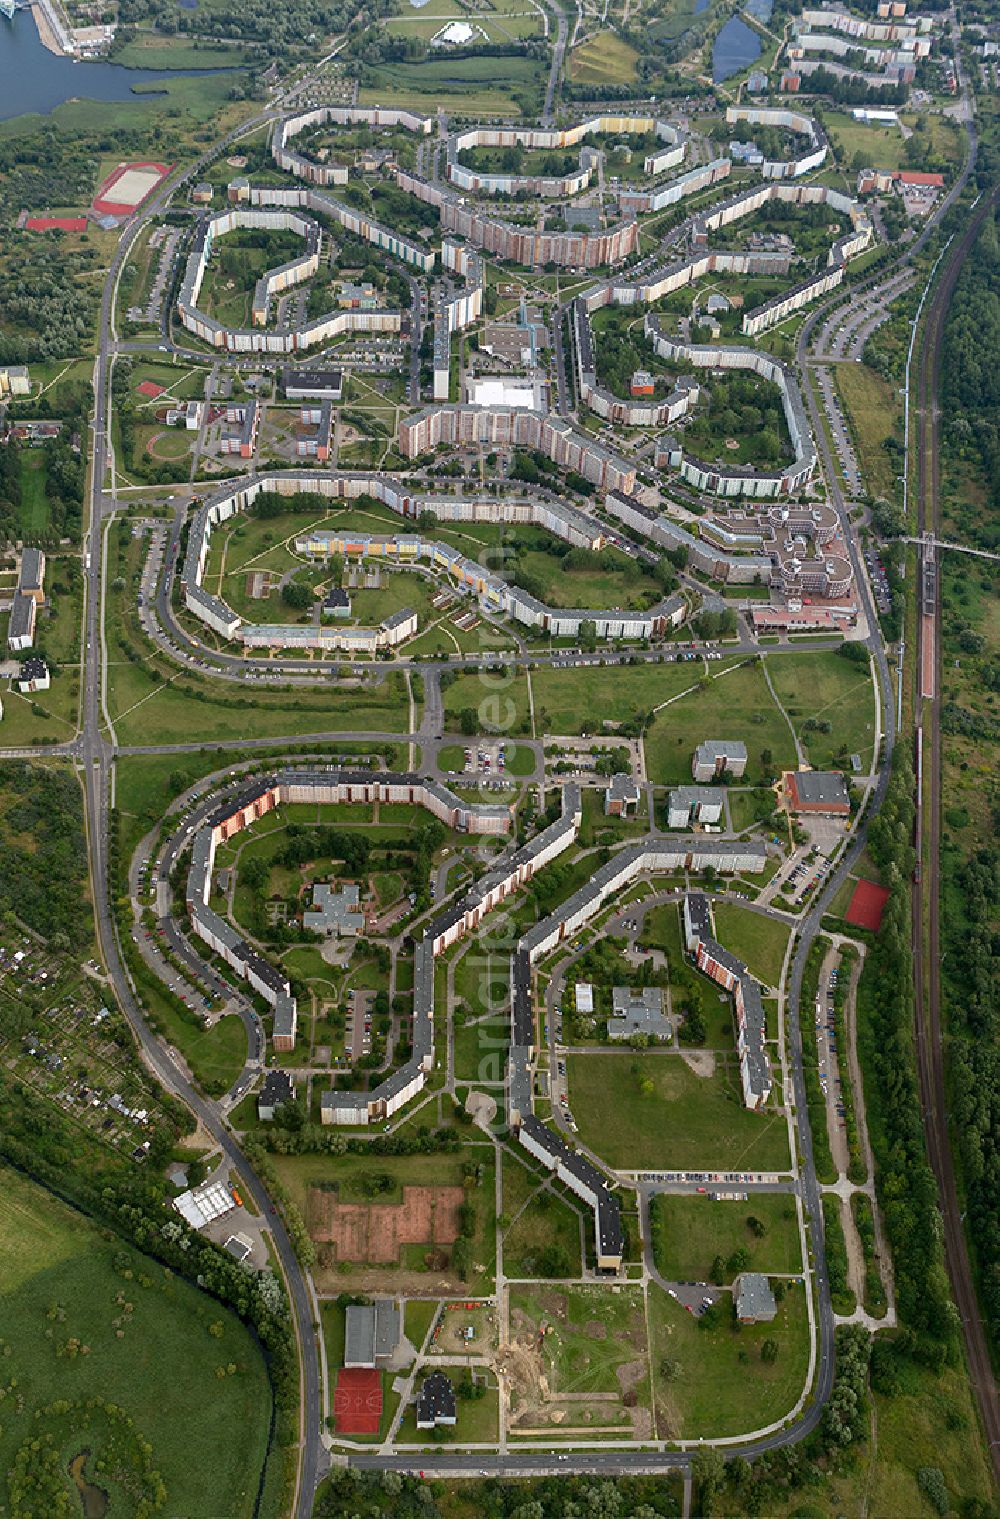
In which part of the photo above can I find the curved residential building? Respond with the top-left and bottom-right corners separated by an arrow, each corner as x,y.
724,106 -> 829,179
272,104 -> 433,185
178,470 -> 685,652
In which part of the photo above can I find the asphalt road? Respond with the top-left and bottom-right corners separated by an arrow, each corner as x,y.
78,104 -> 328,1519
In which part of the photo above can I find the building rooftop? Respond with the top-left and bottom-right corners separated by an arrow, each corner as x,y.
736,1272 -> 777,1320
416,1370 -> 457,1425
787,769 -> 850,810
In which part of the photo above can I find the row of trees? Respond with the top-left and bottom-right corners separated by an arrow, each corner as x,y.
944,848 -> 1000,1356
861,748 -> 959,1359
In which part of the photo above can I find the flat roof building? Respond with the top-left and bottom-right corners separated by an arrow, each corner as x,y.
608,986 -> 672,1042
667,786 -> 724,829
692,741 -> 747,782
605,773 -> 641,816
282,368 -> 344,401
345,1300 -> 401,1369
575,982 -> 594,1014
303,882 -> 364,936
416,1371 -> 457,1428
258,1069 -> 295,1121
735,1272 -> 777,1323
784,769 -> 850,816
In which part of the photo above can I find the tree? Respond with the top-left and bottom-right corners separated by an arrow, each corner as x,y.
281,581 -> 311,611
459,707 -> 478,736
693,1446 -> 725,1513
579,618 -> 598,652
659,1355 -> 681,1381
760,1338 -> 779,1364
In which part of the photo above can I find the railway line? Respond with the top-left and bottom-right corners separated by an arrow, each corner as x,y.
912,182 -> 1000,1486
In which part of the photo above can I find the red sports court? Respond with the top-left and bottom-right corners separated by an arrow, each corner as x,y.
333,1368 -> 382,1433
93,160 -> 172,216
137,380 -> 166,399
25,216 -> 87,232
845,878 -> 890,932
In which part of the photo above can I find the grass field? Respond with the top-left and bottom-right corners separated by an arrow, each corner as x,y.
648,1279 -> 810,1439
767,649 -> 876,771
566,1053 -> 790,1170
568,30 -> 638,84
442,670 -> 532,735
501,1149 -> 584,1279
360,54 -> 545,115
645,660 -> 799,786
834,363 -> 902,505
650,1191 -> 801,1281
0,1164 -> 273,1518
711,904 -> 791,990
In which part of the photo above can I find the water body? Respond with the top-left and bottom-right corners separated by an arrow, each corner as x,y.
68,1451 -> 109,1519
0,8 -> 226,121
693,0 -> 709,14
744,0 -> 773,22
712,14 -> 762,82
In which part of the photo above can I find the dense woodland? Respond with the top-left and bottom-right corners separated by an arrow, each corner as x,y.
942,209 -> 1000,537
0,764 -> 90,951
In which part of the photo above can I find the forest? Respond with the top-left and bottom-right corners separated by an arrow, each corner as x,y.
859,748 -> 957,1361
0,764 -> 90,951
941,208 -> 1000,537
944,848 -> 1000,1358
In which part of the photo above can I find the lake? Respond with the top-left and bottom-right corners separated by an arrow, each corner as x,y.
0,8 -> 226,120
712,14 -> 762,82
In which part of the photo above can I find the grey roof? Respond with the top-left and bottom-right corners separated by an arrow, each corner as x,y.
789,769 -> 850,808
669,785 -> 722,811
282,367 -> 344,396
694,740 -> 748,762
346,1300 -> 401,1366
736,1272 -> 777,1320
346,1305 -> 376,1366
19,548 -> 44,593
8,595 -> 35,643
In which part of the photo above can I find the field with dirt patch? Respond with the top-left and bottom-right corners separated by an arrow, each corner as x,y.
504,1285 -> 652,1440
308,1184 -> 464,1263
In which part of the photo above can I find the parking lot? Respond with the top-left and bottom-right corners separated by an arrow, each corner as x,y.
864,547 -> 893,615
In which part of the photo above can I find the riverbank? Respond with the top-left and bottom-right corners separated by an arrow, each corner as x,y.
27,0 -> 72,59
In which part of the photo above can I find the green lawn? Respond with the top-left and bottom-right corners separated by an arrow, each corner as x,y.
501,1150 -> 584,1279
648,1279 -> 810,1439
650,1192 -> 801,1282
711,904 -> 791,990
644,659 -> 799,786
17,451 -> 50,535
0,1164 -> 273,1518
509,1284 -> 648,1403
766,649 -> 876,771
569,30 -> 638,84
532,661 -> 697,737
443,670 -> 532,735
566,1053 -> 790,1170
834,363 -> 902,506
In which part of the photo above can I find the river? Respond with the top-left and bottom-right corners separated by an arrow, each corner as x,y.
0,8 -> 228,121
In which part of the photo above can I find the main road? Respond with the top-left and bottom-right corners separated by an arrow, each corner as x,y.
79,99 -> 328,1519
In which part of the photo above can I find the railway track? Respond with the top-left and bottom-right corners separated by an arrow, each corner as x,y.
913,184 -> 1000,1487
